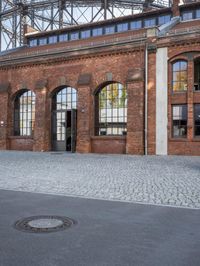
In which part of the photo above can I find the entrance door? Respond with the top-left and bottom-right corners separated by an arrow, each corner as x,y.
51,86 -> 77,152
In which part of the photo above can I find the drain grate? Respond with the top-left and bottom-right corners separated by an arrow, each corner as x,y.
14,215 -> 75,233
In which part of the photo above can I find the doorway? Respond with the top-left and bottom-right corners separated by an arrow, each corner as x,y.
51,87 -> 77,152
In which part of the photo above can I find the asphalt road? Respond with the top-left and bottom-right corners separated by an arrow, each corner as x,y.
0,189 -> 200,266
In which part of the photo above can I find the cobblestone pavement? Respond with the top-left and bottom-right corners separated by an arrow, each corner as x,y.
0,151 -> 200,208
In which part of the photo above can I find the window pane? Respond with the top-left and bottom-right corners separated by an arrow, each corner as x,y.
194,104 -> 200,136
92,28 -> 103,37
182,11 -> 193,21
59,34 -> 68,42
117,23 -> 128,32
29,39 -> 37,47
70,32 -> 79,40
144,18 -> 156,27
14,90 -> 35,136
96,83 -> 127,136
172,105 -> 187,137
105,26 -> 115,34
196,9 -> 200,19
172,61 -> 188,92
81,30 -> 91,39
130,20 -> 142,29
39,38 -> 47,45
158,15 -> 171,25
49,35 -> 57,44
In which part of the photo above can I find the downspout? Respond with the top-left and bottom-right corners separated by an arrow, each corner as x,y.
144,43 -> 148,155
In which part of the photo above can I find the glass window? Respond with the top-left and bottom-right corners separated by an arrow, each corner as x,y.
196,9 -> 200,19
92,27 -> 103,36
194,60 -> 200,91
95,83 -> 127,136
39,37 -> 47,46
182,11 -> 193,21
14,90 -> 35,136
105,25 -> 115,35
158,15 -> 171,25
172,61 -> 187,92
172,105 -> 187,138
117,23 -> 128,32
70,32 -> 79,41
81,30 -> 91,39
144,18 -> 156,27
49,35 -> 57,44
59,33 -> 68,42
52,87 -> 77,143
194,104 -> 200,136
130,20 -> 142,30
29,39 -> 37,47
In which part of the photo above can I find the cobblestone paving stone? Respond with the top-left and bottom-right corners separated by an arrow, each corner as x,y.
0,151 -> 200,208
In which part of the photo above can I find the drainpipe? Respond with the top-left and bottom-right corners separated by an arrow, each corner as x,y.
144,43 -> 148,155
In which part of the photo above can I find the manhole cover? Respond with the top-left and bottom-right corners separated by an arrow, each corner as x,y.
14,215 -> 75,233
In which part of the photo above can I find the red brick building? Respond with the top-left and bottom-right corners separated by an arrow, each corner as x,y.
0,0 -> 200,155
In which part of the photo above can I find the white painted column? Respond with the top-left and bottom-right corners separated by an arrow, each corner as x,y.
156,47 -> 168,155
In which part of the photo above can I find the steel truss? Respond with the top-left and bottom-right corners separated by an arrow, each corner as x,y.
0,0 -> 171,51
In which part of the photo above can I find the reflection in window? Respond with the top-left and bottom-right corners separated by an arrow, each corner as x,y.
197,9 -> 200,19
182,11 -> 193,21
70,32 -> 79,40
194,60 -> 200,91
29,39 -> 37,47
59,33 -> 68,42
172,61 -> 187,92
92,28 -> 103,37
117,23 -> 128,32
95,83 -> 127,136
14,90 -> 35,136
158,15 -> 171,25
39,38 -> 47,45
81,30 -> 91,39
194,104 -> 200,136
49,36 -> 57,44
172,105 -> 187,138
52,87 -> 77,141
144,18 -> 156,27
105,26 -> 115,35
130,20 -> 142,29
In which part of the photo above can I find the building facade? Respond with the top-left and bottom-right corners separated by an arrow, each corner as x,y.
0,0 -> 200,155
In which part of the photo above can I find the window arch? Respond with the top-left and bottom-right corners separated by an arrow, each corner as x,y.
52,86 -> 77,111
95,82 -> 127,136
172,60 -> 188,92
14,90 -> 36,136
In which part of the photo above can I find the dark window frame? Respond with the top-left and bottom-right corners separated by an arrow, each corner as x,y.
117,22 -> 129,32
172,104 -> 187,138
172,60 -> 188,92
194,59 -> 200,91
95,83 -> 127,136
181,10 -> 194,21
14,90 -> 36,137
104,25 -> 116,35
194,104 -> 200,137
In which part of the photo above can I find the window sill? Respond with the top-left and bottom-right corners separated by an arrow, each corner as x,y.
169,138 -> 187,142
9,136 -> 34,139
92,135 -> 126,140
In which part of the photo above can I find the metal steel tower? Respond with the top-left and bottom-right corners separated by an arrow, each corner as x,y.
0,0 -> 171,51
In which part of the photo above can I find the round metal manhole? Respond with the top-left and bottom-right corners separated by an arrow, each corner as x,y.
14,215 -> 76,233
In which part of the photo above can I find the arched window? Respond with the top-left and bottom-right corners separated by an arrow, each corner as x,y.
172,60 -> 187,92
52,86 -> 77,111
95,82 -> 127,136
14,90 -> 35,136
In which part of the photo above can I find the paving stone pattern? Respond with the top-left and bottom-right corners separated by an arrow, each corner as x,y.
0,151 -> 200,208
